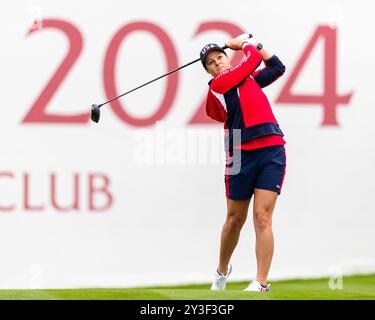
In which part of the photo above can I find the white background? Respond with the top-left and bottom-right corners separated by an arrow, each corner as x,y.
0,0 -> 374,288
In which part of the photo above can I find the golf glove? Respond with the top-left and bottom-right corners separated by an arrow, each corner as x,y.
237,33 -> 258,47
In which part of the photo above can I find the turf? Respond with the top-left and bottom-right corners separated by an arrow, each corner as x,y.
0,274 -> 374,300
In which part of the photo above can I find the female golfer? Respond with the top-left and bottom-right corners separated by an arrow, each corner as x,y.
200,34 -> 286,292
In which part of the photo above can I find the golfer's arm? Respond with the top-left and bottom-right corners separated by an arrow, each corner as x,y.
258,47 -> 274,61
210,45 -> 262,94
252,46 -> 286,88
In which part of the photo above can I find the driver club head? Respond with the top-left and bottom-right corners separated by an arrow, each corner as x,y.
91,104 -> 101,123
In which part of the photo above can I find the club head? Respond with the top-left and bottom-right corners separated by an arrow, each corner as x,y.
91,104 -> 100,123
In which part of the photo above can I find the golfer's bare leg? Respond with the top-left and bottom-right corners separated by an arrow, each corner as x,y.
253,189 -> 278,284
218,198 -> 250,274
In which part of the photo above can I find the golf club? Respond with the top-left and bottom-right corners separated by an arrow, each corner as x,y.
90,34 -> 253,123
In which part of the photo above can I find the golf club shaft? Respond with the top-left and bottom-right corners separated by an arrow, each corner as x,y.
98,45 -> 229,108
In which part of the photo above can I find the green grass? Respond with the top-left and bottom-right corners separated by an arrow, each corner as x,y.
0,274 -> 374,300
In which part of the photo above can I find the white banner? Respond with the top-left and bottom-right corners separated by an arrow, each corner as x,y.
0,0 -> 374,288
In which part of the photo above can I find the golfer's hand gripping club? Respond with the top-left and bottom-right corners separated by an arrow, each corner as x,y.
90,33 -> 253,123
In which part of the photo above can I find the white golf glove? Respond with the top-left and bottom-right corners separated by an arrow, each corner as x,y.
236,33 -> 258,47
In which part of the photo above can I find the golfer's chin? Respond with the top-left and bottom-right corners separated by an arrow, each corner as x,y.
214,67 -> 226,76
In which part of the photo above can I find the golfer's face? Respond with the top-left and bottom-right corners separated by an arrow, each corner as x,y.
206,51 -> 231,76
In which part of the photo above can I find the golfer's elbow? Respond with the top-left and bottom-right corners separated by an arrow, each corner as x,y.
268,55 -> 286,77
278,61 -> 286,77
271,56 -> 286,78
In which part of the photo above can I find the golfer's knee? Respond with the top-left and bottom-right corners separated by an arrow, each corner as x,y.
254,208 -> 272,230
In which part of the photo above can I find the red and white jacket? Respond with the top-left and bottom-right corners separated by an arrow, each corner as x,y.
205,44 -> 286,151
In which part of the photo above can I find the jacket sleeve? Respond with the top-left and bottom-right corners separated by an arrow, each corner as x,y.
205,89 -> 227,123
252,55 -> 286,88
210,44 -> 262,94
